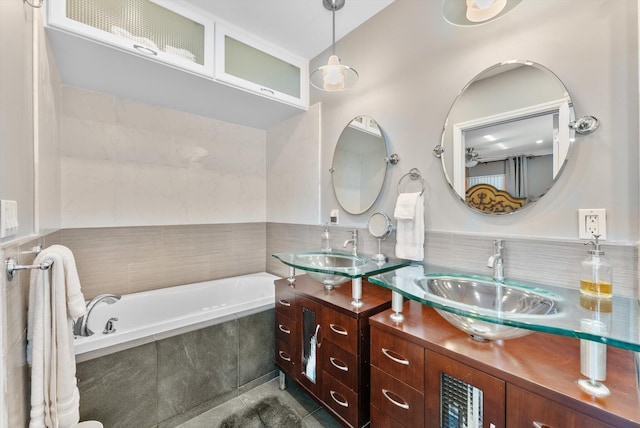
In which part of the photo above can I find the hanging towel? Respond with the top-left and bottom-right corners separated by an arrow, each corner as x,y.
27,245 -> 86,428
394,193 -> 425,261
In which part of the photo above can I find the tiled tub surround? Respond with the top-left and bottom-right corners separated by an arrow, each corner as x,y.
59,223 -> 265,300
77,308 -> 277,428
266,223 -> 638,298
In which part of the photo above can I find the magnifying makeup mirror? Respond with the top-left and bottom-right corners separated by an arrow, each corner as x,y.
368,212 -> 393,263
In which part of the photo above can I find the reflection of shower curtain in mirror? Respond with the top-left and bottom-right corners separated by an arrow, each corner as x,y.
506,156 -> 528,198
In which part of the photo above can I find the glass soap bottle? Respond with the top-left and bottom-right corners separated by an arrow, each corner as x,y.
580,235 -> 613,298
321,225 -> 332,253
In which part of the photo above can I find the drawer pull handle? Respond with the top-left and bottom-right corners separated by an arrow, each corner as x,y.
133,44 -> 157,56
278,299 -> 291,307
260,87 -> 275,95
533,423 -> 553,428
329,323 -> 348,336
278,351 -> 291,362
278,324 -> 291,334
330,357 -> 349,372
329,390 -> 349,408
382,389 -> 409,410
381,348 -> 409,366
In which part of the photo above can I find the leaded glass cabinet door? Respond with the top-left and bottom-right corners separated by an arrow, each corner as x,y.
47,0 -> 214,76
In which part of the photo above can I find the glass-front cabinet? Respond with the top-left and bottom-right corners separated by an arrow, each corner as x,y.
215,24 -> 309,109
47,0 -> 214,76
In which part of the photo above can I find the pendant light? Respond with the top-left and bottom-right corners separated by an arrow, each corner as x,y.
310,0 -> 358,92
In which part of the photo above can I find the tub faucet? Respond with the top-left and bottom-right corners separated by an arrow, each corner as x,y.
343,229 -> 358,256
487,239 -> 505,283
73,293 -> 121,337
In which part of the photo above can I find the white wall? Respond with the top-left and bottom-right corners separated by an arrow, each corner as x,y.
60,86 -> 267,228
312,0 -> 639,243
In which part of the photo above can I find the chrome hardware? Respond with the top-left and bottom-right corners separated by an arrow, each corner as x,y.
390,291 -> 404,322
260,87 -> 275,95
381,348 -> 409,366
569,115 -> 599,135
133,44 -> 157,56
329,324 -> 348,336
278,351 -> 291,362
278,299 -> 291,307
329,167 -> 336,173
5,257 -> 53,281
73,293 -> 121,337
329,391 -> 349,408
487,239 -> 505,283
397,168 -> 426,195
343,229 -> 358,256
385,153 -> 400,165
330,357 -> 349,372
382,389 -> 409,410
432,144 -> 445,157
278,324 -> 291,334
103,317 -> 118,334
314,324 -> 322,348
287,266 -> 295,284
533,422 -> 553,428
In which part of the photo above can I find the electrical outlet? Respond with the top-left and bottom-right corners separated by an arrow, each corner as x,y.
0,200 -> 18,238
578,208 -> 606,240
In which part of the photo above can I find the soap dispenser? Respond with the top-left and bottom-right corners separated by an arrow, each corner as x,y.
580,235 -> 613,298
321,225 -> 332,253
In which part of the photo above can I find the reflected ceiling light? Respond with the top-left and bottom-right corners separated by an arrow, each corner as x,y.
441,0 -> 524,27
483,135 -> 497,141
310,0 -> 359,92
466,0 -> 507,22
536,139 -> 544,144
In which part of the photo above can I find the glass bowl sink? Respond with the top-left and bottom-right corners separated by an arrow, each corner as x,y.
293,252 -> 367,287
415,275 -> 562,341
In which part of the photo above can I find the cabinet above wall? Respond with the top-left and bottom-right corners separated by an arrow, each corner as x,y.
45,0 -> 309,130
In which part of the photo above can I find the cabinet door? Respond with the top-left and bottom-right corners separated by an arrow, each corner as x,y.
47,0 -> 214,76
371,366 -> 424,427
426,351 -> 505,428
296,296 -> 324,397
506,384 -> 614,428
371,327 -> 424,392
321,309 -> 359,355
215,24 -> 308,109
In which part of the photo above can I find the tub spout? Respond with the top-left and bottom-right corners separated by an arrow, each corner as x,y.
73,293 -> 121,337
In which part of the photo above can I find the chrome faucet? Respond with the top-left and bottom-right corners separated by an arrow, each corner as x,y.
343,229 -> 358,256
73,293 -> 121,337
487,239 -> 505,282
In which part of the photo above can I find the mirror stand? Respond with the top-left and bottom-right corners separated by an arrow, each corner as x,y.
368,212 -> 393,263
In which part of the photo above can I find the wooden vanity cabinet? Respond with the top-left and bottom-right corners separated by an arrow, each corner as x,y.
274,275 -> 392,428
369,300 -> 640,428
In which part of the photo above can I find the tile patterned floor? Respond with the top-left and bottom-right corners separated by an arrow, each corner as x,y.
175,378 -> 343,428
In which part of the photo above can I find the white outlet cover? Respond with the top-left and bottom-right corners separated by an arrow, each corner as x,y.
578,208 -> 606,240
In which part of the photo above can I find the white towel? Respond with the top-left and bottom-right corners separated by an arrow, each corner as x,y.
394,192 -> 421,220
27,245 -> 86,428
394,193 -> 425,261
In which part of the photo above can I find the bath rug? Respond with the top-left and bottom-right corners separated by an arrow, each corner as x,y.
219,396 -> 303,428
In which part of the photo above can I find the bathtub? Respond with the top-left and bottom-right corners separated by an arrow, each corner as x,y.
74,272 -> 279,360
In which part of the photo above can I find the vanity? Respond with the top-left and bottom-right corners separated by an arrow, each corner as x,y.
369,300 -> 639,427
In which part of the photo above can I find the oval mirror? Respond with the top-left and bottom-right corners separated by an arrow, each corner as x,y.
440,60 -> 575,214
332,116 -> 388,215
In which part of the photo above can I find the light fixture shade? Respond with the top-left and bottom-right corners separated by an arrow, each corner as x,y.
310,55 -> 359,91
465,0 -> 507,22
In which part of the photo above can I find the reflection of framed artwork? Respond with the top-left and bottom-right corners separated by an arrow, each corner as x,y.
466,183 -> 525,214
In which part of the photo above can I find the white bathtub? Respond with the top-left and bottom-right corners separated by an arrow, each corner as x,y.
74,272 -> 279,360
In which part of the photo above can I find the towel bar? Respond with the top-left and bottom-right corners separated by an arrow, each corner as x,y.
5,257 -> 53,281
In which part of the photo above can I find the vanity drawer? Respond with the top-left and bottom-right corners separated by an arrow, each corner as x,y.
322,371 -> 359,427
275,338 -> 296,376
321,310 -> 358,355
371,327 -> 424,391
371,366 -> 424,428
321,340 -> 358,390
275,311 -> 296,345
275,284 -> 296,319
370,404 -> 407,428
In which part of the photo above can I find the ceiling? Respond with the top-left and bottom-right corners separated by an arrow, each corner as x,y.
183,0 -> 396,60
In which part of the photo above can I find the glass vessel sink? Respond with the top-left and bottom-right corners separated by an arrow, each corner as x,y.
415,275 -> 562,340
293,252 -> 367,286
272,251 -> 411,289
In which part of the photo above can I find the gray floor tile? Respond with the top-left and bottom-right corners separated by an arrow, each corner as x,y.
237,378 -> 321,419
302,408 -> 344,428
176,397 -> 247,428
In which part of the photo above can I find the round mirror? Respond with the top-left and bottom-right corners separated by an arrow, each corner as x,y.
440,60 -> 575,214
332,116 -> 388,214
368,212 -> 392,239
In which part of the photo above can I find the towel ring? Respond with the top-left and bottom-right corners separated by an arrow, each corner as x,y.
397,168 -> 425,195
